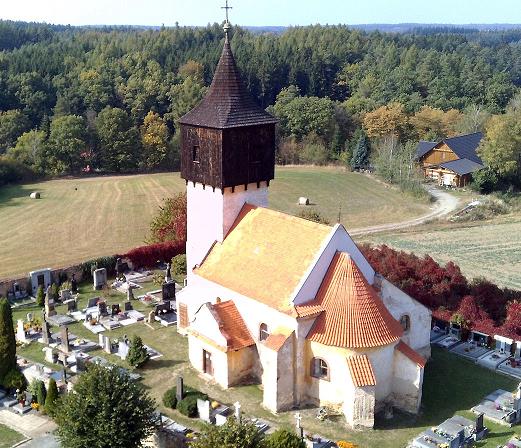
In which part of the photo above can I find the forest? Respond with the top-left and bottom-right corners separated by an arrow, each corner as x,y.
0,20 -> 521,189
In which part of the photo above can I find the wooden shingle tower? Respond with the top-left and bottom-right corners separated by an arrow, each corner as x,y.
179,18 -> 278,274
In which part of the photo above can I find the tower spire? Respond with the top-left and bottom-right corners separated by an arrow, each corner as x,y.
222,0 -> 232,40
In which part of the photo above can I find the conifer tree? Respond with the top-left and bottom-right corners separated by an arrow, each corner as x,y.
36,286 -> 44,307
350,131 -> 370,170
0,298 -> 16,384
45,378 -> 59,417
126,335 -> 149,368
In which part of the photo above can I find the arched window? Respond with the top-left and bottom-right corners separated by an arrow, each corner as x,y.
310,357 -> 329,380
400,314 -> 411,333
259,323 -> 269,341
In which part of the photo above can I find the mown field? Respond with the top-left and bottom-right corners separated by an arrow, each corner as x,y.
360,213 -> 521,290
12,278 -> 519,448
0,167 -> 429,279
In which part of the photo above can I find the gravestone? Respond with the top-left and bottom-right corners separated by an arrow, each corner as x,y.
197,399 -> 211,422
61,327 -> 70,353
16,320 -> 27,343
177,376 -> 184,402
45,291 -> 56,318
97,301 -> 108,317
58,351 -> 68,367
62,367 -> 67,384
115,258 -> 123,279
127,284 -> 135,301
98,333 -> 105,347
124,301 -> 133,312
475,413 -> 484,433
118,341 -> 130,360
76,356 -> 87,372
26,313 -> 33,322
71,273 -> 78,293
43,346 -> 55,363
87,297 -> 99,308
66,299 -> 77,313
111,304 -> 121,316
162,282 -> 176,301
60,289 -> 72,302
235,402 -> 242,423
93,268 -> 107,290
147,310 -> 156,324
165,262 -> 172,283
103,336 -> 112,354
85,313 -> 93,323
42,319 -> 51,345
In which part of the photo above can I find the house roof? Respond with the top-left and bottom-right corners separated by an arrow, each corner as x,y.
264,327 -> 294,352
444,132 -> 483,164
178,37 -> 278,129
306,252 -> 403,349
396,341 -> 426,368
439,158 -> 484,175
416,141 -> 438,159
195,204 -> 332,313
210,300 -> 255,351
347,355 -> 376,387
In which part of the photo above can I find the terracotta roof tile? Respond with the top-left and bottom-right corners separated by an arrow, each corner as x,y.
396,341 -> 426,368
211,300 -> 254,351
196,205 -> 332,312
264,328 -> 294,352
294,304 -> 325,318
347,355 -> 376,387
306,252 -> 403,348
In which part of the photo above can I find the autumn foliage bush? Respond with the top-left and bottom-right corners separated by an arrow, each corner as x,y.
124,241 -> 185,269
361,244 -> 521,339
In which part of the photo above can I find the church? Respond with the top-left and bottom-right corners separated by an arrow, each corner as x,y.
175,22 -> 431,428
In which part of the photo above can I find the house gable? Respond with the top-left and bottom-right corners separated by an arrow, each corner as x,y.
190,303 -> 229,350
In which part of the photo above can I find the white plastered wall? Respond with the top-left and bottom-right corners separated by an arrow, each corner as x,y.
188,335 -> 229,388
186,181 -> 268,277
377,276 -> 432,358
391,349 -> 424,413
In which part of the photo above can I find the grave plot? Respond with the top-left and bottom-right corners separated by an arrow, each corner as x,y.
471,387 -> 521,426
449,341 -> 492,361
435,335 -> 462,350
477,351 -> 511,370
498,358 -> 521,380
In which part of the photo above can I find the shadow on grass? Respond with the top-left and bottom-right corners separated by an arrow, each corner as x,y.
0,183 -> 38,208
376,346 -> 518,431
143,358 -> 183,370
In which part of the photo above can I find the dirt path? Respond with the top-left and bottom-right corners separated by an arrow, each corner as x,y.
348,186 -> 460,236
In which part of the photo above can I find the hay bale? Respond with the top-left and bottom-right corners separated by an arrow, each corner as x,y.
29,192 -> 41,199
298,197 -> 310,206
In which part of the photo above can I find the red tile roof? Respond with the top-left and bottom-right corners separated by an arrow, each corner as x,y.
396,341 -> 426,368
294,303 -> 325,318
306,252 -> 403,348
347,355 -> 376,387
264,328 -> 294,352
211,301 -> 255,351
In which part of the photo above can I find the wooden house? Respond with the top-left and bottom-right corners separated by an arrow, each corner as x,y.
416,132 -> 484,187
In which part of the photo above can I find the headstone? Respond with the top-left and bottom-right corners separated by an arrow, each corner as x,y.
58,351 -> 68,367
165,262 -> 172,283
67,299 -> 77,313
26,313 -> 33,322
124,301 -> 133,312
115,258 -> 122,279
60,289 -> 72,302
97,300 -> 108,316
87,297 -> 99,308
85,313 -> 93,323
197,399 -> 211,422
43,346 -> 55,363
16,320 -> 27,343
127,284 -> 135,301
42,319 -> 51,345
176,376 -> 184,402
234,401 -> 242,423
147,310 -> 156,324
76,356 -> 87,372
71,273 -> 78,293
45,288 -> 56,317
93,268 -> 107,290
118,341 -> 130,360
475,413 -> 484,433
62,367 -> 67,384
162,282 -> 176,301
103,336 -> 112,354
98,333 -> 105,347
294,412 -> 302,438
111,304 -> 121,316
61,327 -> 70,353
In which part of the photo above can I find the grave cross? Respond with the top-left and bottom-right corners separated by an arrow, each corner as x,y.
294,412 -> 302,429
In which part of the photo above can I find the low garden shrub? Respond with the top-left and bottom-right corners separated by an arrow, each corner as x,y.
162,386 -> 177,409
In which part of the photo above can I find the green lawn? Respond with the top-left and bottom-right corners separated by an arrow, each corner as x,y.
0,167 -> 429,279
0,423 -> 24,448
13,278 -> 520,448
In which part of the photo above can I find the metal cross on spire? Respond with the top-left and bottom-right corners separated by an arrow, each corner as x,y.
222,0 -> 232,24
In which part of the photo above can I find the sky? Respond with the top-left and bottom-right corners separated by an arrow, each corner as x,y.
2,0 -> 521,27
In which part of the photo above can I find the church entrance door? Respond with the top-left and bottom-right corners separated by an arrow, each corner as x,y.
203,349 -> 213,376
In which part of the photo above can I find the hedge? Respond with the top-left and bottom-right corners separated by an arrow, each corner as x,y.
123,241 -> 185,269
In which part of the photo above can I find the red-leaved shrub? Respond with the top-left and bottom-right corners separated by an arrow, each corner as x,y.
124,241 -> 186,269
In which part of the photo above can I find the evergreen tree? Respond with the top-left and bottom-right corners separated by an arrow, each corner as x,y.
45,378 -> 59,417
189,417 -> 264,448
265,429 -> 306,448
126,335 -> 149,368
55,364 -> 156,448
350,131 -> 370,170
36,285 -> 45,307
0,298 -> 16,384
35,379 -> 47,408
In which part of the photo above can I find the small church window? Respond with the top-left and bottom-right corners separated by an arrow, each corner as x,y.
311,357 -> 329,380
192,145 -> 200,163
259,323 -> 269,341
400,314 -> 411,333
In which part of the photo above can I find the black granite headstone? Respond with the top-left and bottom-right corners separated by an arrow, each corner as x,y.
162,282 -> 176,301
176,376 -> 184,402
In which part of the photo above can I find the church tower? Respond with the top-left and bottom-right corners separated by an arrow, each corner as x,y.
179,23 -> 278,274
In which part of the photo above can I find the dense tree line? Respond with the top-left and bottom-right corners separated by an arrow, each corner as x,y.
1,20 -> 521,182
